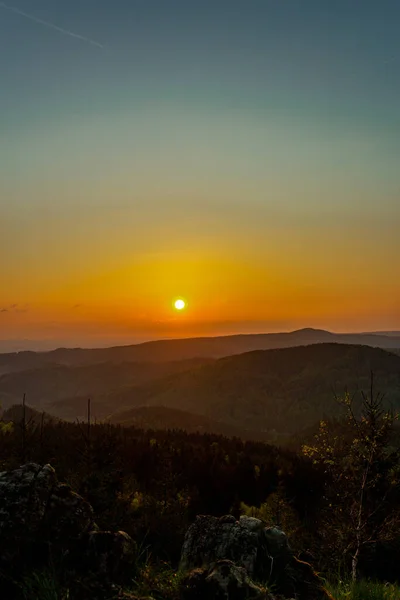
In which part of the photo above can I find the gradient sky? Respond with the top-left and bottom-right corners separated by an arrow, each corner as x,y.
1,0 -> 400,348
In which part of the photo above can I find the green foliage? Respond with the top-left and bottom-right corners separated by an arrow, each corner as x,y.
0,402 -> 14,434
131,560 -> 184,600
1,382 -> 400,591
326,579 -> 400,600
0,420 -> 13,434
240,489 -> 304,548
19,569 -> 67,600
303,377 -> 400,580
1,418 -> 317,567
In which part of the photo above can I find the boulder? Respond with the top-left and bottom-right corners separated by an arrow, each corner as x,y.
181,559 -> 272,600
0,463 -> 95,570
0,463 -> 136,596
181,515 -> 263,578
180,515 -> 289,580
180,515 -> 333,600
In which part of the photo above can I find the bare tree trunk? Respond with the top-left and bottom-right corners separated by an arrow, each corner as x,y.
87,398 -> 92,477
21,393 -> 26,463
351,546 -> 359,582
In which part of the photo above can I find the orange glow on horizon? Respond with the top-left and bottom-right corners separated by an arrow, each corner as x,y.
1,231 -> 399,342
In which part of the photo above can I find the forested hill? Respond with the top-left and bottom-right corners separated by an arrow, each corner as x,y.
2,342 -> 400,440
108,343 -> 400,436
1,328 -> 400,374
0,358 -> 212,411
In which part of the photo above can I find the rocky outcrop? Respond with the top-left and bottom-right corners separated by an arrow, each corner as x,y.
180,515 -> 290,580
0,463 -> 95,568
0,464 -> 334,600
181,559 -> 272,600
180,515 -> 333,600
0,463 -> 136,596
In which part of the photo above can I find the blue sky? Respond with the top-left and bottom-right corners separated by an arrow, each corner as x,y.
1,0 -> 399,346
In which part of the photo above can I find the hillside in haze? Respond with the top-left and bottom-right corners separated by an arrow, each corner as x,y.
1,404 -> 59,425
1,328 -> 400,376
0,358 -> 212,412
2,333 -> 400,439
30,343 -> 400,438
106,344 -> 400,437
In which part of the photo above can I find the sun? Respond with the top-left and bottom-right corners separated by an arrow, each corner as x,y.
174,298 -> 186,311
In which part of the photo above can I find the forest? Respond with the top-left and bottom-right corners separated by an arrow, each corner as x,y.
1,374 -> 400,599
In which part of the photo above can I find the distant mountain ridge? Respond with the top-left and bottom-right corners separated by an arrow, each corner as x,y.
2,341 -> 400,441
107,343 -> 400,437
1,328 -> 400,375
0,358 -> 212,411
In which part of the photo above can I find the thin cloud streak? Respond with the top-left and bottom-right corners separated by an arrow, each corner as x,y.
0,1 -> 104,48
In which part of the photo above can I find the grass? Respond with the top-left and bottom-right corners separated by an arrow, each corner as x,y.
326,580 -> 400,600
19,569 -> 68,600
16,566 -> 400,600
130,560 -> 184,600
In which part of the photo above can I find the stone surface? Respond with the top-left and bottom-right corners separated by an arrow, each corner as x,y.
0,462 -> 136,595
181,559 -> 271,600
180,515 -> 271,579
180,515 -> 334,600
0,463 -> 95,569
180,515 -> 291,580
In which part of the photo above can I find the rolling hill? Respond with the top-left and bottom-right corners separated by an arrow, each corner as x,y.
0,358 -> 212,412
1,404 -> 59,425
2,339 -> 400,440
1,328 -> 400,375
106,344 -> 400,436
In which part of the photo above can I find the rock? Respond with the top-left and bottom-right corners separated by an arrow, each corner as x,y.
43,483 -> 95,542
180,515 -> 273,579
181,559 -> 272,600
264,527 -> 291,559
0,463 -> 135,594
180,515 -> 334,600
0,463 -> 94,571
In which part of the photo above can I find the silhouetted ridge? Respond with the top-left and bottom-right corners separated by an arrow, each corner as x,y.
107,343 -> 400,438
1,329 -> 400,375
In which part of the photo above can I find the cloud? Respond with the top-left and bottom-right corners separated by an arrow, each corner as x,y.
0,303 -> 28,313
0,1 -> 104,48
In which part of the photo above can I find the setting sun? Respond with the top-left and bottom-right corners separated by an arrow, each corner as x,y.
174,299 -> 186,311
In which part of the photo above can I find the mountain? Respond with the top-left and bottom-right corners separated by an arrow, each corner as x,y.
1,404 -> 59,425
366,331 -> 400,337
107,344 -> 400,437
1,328 -> 400,375
2,337 -> 400,440
0,358 -> 213,412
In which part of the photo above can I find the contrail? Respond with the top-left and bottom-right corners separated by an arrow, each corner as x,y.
0,1 -> 104,48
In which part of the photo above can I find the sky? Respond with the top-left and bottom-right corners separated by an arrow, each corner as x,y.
1,0 -> 400,349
